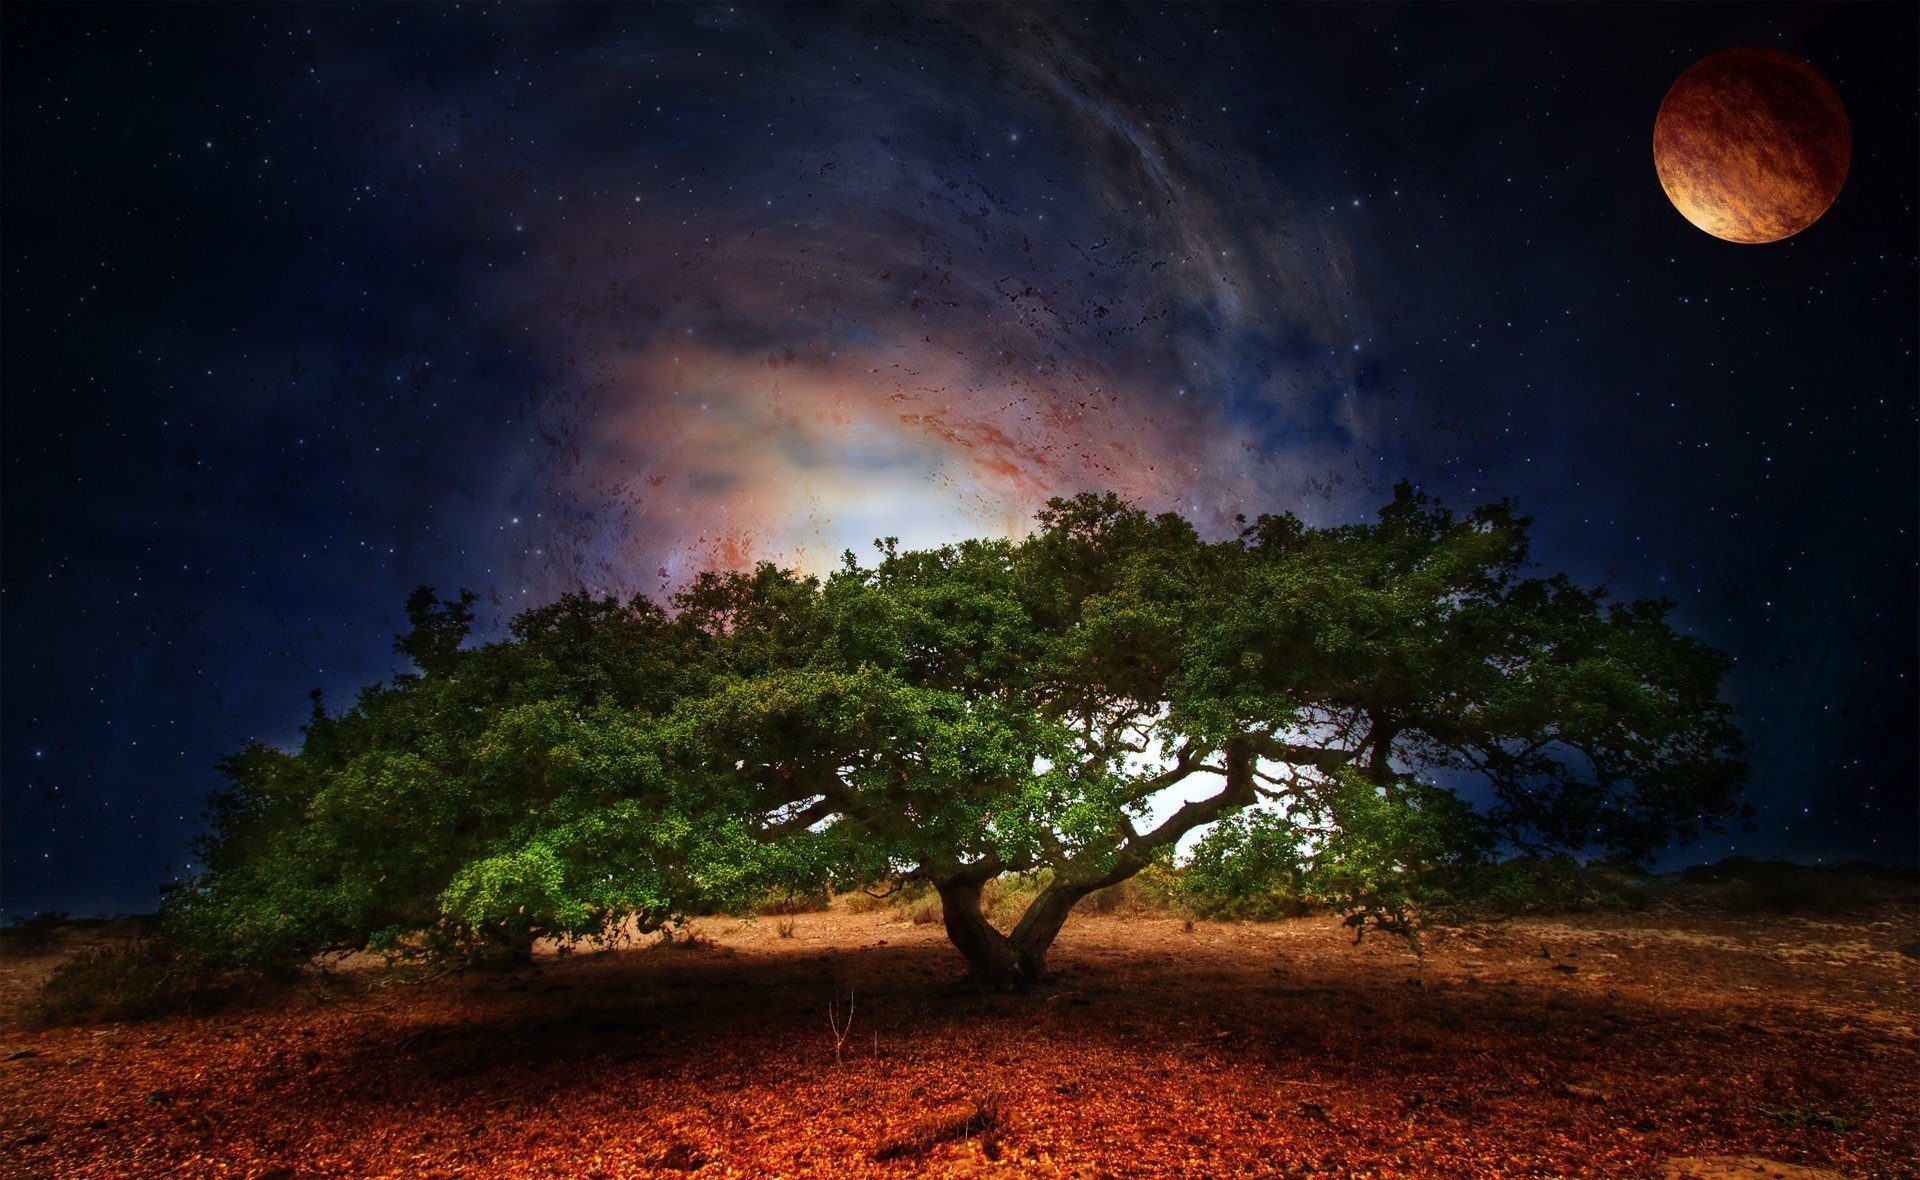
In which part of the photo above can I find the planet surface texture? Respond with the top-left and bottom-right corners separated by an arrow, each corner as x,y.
1653,45 -> 1850,244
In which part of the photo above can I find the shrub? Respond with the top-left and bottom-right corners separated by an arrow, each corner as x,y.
0,911 -> 72,953
839,879 -> 921,914
757,886 -> 832,916
839,889 -> 891,914
1765,1106 -> 1853,1134
1477,856 -> 1647,916
34,941 -> 232,1025
982,871 -> 1049,928
1676,857 -> 1898,915
866,881 -> 939,924
1177,887 -> 1319,923
900,895 -> 943,926
1078,871 -> 1179,918
1172,812 -> 1322,921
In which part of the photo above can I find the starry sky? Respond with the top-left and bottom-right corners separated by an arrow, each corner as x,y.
4,3 -> 1915,917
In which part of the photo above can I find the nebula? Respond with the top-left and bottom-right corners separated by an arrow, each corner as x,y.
475,5 -> 1379,596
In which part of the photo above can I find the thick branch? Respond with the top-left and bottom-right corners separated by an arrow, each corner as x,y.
1003,737 -> 1261,971
1253,737 -> 1361,774
1057,736 -> 1261,893
947,853 -> 1007,886
1118,741 -> 1203,804
1364,714 -> 1402,785
760,795 -> 838,839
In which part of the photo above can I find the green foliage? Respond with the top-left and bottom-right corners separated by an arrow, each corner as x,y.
1314,772 -> 1495,941
162,487 -> 1748,976
982,870 -> 1053,928
33,939 -> 242,1025
756,886 -> 832,916
1478,856 -> 1647,915
1177,771 -> 1494,939
1177,813 -> 1315,920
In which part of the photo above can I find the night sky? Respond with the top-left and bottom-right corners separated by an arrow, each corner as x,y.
4,3 -> 1915,917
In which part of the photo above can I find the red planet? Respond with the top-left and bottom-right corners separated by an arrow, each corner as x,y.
1652,46 -> 1850,244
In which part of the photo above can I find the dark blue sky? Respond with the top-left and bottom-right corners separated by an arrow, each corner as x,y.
4,3 -> 1914,916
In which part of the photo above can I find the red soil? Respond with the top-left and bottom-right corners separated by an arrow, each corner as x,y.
2,898 -> 1915,1179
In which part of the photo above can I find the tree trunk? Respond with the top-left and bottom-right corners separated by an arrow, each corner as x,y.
1006,880 -> 1095,978
468,924 -> 538,969
934,875 -> 1026,989
935,874 -> 1111,988
934,738 -> 1262,988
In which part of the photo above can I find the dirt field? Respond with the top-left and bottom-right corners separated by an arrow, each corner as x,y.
2,887 -> 1916,1180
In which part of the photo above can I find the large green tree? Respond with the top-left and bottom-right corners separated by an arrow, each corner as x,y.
166,488 -> 1746,988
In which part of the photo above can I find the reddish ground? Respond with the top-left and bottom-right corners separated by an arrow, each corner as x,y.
2,892 -> 1916,1180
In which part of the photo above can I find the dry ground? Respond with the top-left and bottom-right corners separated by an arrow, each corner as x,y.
2,889 -> 1916,1180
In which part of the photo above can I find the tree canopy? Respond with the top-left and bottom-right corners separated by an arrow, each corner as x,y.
164,487 -> 1748,988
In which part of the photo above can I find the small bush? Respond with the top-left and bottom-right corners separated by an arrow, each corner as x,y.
1679,858 -> 1879,915
1477,856 -> 1646,916
981,872 -> 1049,928
1670,858 -> 1918,918
757,887 -> 832,916
35,941 -> 231,1025
0,911 -> 72,953
1677,857 -> 1805,910
1084,866 -> 1184,918
839,879 -> 926,914
832,879 -> 952,922
872,881 -> 940,924
1078,878 -> 1144,917
1178,889 -> 1318,922
1168,846 -> 1320,921
1676,855 -> 1761,885
839,890 -> 891,914
1171,815 -> 1329,921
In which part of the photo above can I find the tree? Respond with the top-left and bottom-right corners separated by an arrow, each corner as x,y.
165,488 -> 1747,989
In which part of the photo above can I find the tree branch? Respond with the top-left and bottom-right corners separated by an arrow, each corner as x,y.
1117,741 -> 1204,803
1060,737 -> 1261,891
760,795 -> 837,838
1252,737 -> 1361,774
